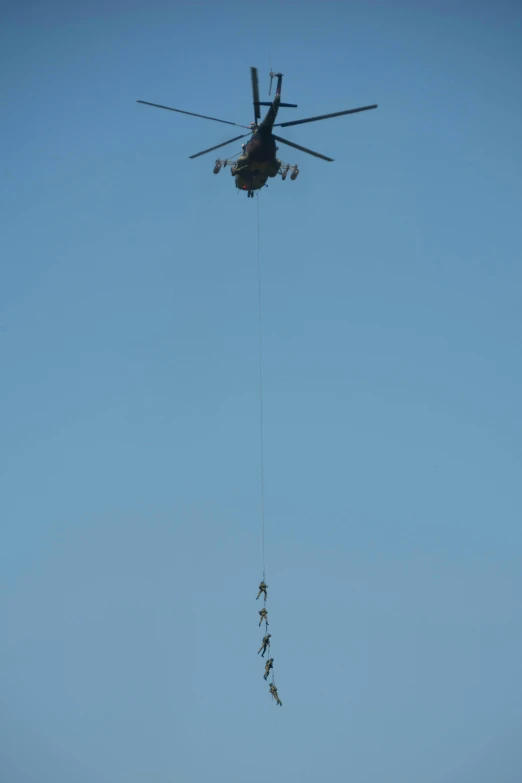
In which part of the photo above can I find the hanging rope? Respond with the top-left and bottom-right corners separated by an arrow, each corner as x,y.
256,192 -> 266,582
255,191 -> 280,705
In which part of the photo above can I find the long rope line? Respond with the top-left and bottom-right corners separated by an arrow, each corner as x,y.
256,192 -> 266,582
255,192 -> 279,704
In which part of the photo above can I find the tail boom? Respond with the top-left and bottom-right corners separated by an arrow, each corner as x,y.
260,72 -> 284,132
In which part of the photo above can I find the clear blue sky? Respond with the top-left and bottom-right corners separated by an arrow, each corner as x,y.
2,1 -> 522,781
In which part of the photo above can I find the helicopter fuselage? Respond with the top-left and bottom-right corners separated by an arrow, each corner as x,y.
232,79 -> 283,193
234,132 -> 281,192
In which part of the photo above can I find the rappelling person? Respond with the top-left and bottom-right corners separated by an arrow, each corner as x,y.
258,633 -> 271,657
269,682 -> 282,706
263,658 -> 274,680
256,581 -> 268,600
259,607 -> 268,626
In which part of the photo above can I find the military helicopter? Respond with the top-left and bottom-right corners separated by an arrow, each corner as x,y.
137,67 -> 377,198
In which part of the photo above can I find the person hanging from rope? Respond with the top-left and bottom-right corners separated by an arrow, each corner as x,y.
263,658 -> 274,680
256,580 -> 268,600
258,607 -> 268,626
258,633 -> 271,657
269,682 -> 282,706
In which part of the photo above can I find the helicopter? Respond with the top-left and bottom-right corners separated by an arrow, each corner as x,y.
137,67 -> 377,198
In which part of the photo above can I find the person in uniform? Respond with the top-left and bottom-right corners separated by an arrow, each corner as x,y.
258,607 -> 268,626
258,633 -> 271,657
263,658 -> 274,680
269,682 -> 282,706
256,581 -> 268,600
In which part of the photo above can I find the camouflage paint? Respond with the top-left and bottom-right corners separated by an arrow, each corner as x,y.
234,74 -> 283,193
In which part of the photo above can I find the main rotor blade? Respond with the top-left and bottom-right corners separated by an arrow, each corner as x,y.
189,133 -> 252,159
256,101 -> 298,108
274,104 -> 378,128
273,135 -> 333,162
251,67 -> 261,122
137,100 -> 250,129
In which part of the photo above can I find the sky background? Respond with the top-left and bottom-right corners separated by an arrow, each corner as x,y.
2,1 -> 522,781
